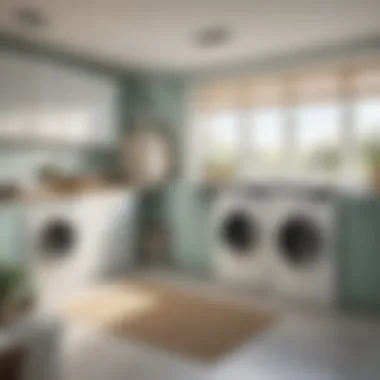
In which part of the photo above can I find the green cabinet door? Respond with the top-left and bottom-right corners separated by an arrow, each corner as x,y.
0,204 -> 24,265
165,184 -> 213,277
338,196 -> 380,311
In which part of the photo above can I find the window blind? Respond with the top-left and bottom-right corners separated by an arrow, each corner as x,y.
194,62 -> 380,109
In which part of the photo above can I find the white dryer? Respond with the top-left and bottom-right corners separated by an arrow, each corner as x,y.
270,185 -> 337,305
26,190 -> 137,311
213,185 -> 274,289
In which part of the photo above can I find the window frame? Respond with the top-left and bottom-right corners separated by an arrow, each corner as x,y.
188,63 -> 380,184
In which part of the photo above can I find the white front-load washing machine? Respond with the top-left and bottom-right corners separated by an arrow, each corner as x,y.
213,185 -> 274,289
270,185 -> 337,305
26,190 -> 137,311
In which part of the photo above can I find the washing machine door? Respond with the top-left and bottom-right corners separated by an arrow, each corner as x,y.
277,214 -> 323,267
39,218 -> 77,259
274,206 -> 335,304
219,209 -> 260,255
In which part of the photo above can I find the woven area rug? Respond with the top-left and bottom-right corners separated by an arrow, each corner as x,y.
65,280 -> 274,362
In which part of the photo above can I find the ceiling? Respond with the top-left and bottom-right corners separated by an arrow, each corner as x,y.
0,0 -> 380,72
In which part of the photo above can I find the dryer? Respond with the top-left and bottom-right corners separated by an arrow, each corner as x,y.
213,185 -> 274,289
270,185 -> 337,305
26,190 -> 137,311
27,197 -> 84,310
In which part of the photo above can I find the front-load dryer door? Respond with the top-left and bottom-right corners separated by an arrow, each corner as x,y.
215,207 -> 268,285
220,210 -> 259,255
274,213 -> 335,303
277,215 -> 323,267
39,218 -> 77,260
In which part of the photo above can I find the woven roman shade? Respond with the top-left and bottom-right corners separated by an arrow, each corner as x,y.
193,59 -> 380,112
293,70 -> 340,103
240,76 -> 286,108
353,63 -> 380,96
193,78 -> 246,112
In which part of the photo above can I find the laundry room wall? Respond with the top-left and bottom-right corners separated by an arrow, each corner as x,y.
123,75 -> 192,269
120,76 -> 215,277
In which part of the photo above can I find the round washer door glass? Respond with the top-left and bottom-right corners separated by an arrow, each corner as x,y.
40,219 -> 76,257
220,210 -> 258,254
278,215 -> 323,266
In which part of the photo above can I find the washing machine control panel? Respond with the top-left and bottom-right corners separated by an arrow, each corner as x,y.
225,183 -> 337,203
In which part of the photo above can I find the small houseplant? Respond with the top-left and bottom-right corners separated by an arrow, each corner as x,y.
0,262 -> 33,326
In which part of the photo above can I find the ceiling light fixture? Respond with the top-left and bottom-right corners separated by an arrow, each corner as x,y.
15,6 -> 48,29
194,25 -> 232,48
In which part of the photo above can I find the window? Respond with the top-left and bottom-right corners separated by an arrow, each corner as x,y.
249,107 -> 284,174
203,111 -> 240,180
0,110 -> 92,144
355,97 -> 380,177
294,103 -> 342,173
190,63 -> 380,184
353,67 -> 380,178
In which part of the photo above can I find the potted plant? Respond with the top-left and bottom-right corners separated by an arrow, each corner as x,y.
0,263 -> 33,326
310,146 -> 341,173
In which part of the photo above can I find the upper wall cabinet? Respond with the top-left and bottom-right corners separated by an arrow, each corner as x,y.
0,53 -> 119,147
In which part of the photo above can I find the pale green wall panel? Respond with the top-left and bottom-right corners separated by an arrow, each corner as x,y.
338,195 -> 380,311
164,184 -> 213,276
0,204 -> 24,264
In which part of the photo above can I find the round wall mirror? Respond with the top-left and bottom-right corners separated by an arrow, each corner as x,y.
122,127 -> 175,188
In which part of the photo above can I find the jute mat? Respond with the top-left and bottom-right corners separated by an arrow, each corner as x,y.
64,280 -> 274,362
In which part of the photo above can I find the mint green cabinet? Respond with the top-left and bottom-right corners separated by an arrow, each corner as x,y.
0,204 -> 24,265
338,196 -> 380,311
165,184 -> 213,277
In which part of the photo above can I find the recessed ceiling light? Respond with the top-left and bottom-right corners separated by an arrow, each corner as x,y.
15,6 -> 48,29
194,25 -> 232,48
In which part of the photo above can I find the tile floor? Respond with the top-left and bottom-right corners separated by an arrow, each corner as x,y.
59,271 -> 380,380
